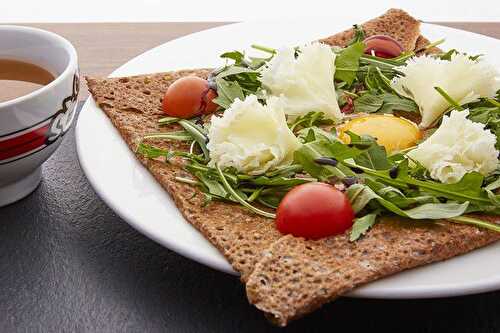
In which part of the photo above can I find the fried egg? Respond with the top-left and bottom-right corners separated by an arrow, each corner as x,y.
337,114 -> 422,153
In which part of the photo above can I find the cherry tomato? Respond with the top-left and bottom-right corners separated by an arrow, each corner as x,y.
275,183 -> 354,240
162,76 -> 218,118
363,35 -> 403,58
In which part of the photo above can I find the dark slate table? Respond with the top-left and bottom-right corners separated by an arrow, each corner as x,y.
2,103 -> 500,332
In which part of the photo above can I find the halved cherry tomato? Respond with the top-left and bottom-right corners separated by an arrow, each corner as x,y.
363,35 -> 403,58
162,76 -> 218,118
276,183 -> 354,240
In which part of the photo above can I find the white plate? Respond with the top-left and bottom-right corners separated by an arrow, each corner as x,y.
76,18 -> 500,299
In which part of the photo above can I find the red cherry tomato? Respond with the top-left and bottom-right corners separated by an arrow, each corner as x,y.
363,35 -> 403,58
276,183 -> 354,240
162,76 -> 218,118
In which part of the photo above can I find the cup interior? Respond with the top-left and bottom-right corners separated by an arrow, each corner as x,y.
0,26 -> 71,79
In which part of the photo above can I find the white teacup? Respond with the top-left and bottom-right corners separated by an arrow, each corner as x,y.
0,26 -> 79,206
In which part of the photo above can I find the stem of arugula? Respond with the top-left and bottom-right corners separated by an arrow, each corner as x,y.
143,132 -> 193,141
487,98 -> 500,107
247,187 -> 264,202
179,120 -> 210,162
251,44 -> 277,54
423,38 -> 446,51
447,216 -> 500,232
342,161 -> 493,205
215,164 -> 276,219
175,177 -> 201,186
434,86 -> 464,111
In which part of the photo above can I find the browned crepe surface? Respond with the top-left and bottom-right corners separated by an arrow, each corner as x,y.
87,71 -> 282,282
246,217 -> 500,326
86,9 -> 497,326
320,8 -> 421,51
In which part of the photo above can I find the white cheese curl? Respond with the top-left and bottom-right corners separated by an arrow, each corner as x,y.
391,54 -> 500,128
407,110 -> 499,184
207,95 -> 301,175
261,42 -> 343,121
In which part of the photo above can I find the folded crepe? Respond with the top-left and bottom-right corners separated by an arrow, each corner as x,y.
87,8 -> 499,326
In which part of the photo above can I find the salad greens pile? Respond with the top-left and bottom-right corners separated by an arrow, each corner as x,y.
137,26 -> 500,241
138,116 -> 312,218
295,129 -> 500,239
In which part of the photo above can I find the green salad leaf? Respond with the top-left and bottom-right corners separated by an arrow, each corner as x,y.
294,131 -> 500,236
220,50 -> 245,64
353,93 -> 384,113
288,111 -> 335,132
466,95 -> 500,149
136,41 -> 500,238
347,183 -> 469,219
349,212 -> 378,241
347,25 -> 366,45
212,77 -> 245,109
354,143 -> 392,170
211,48 -> 268,110
335,41 -> 365,85
343,159 -> 497,208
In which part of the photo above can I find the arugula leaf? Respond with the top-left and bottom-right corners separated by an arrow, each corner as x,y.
294,140 -> 357,180
158,116 -> 181,125
343,160 -> 495,207
216,66 -> 259,79
335,42 -> 365,85
185,162 -> 239,185
347,183 -> 469,219
347,183 -> 379,213
294,132 -> 385,181
215,164 -> 276,218
296,133 -> 495,211
220,49 -> 271,70
212,77 -> 245,109
195,171 -> 230,199
353,93 -> 384,113
213,48 -> 268,111
264,164 -> 303,177
294,134 -> 500,234
136,143 -> 169,159
257,195 -> 282,209
347,24 -> 366,45
297,126 -> 337,144
288,111 -> 335,132
403,202 -> 470,219
467,104 -> 500,149
366,179 -> 438,208
486,177 -> 500,191
249,176 -> 314,187
178,120 -> 209,162
354,144 -> 392,170
438,49 -> 483,61
379,94 -> 419,114
349,213 -> 378,241
220,50 -> 245,64
359,55 -> 402,71
353,92 -> 419,114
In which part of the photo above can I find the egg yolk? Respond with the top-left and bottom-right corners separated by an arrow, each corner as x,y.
338,115 -> 422,153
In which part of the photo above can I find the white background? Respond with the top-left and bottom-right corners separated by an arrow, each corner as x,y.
0,0 -> 499,22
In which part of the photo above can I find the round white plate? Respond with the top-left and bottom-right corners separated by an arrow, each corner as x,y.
76,18 -> 500,299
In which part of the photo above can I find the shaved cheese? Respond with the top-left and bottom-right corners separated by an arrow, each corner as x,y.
391,54 -> 500,128
207,95 -> 301,175
261,42 -> 343,121
407,110 -> 498,184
